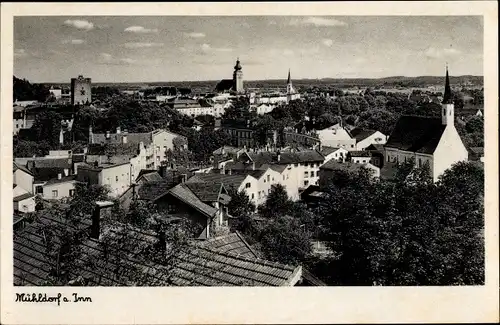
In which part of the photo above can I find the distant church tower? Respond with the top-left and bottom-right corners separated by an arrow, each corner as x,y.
233,58 -> 244,93
286,69 -> 299,103
442,65 -> 454,126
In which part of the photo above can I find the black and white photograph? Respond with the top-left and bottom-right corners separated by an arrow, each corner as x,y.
1,1 -> 498,324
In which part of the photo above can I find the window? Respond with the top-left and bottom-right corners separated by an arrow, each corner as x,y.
36,186 -> 43,194
287,174 -> 289,180
267,175 -> 270,182
52,190 -> 58,198
310,171 -> 315,177
294,163 -> 298,167
304,180 -> 309,186
115,176 -> 119,182
245,182 -> 251,188
283,175 -> 285,180
418,158 -> 422,167
69,189 -> 75,197
251,193 -> 255,199
304,171 -> 309,178
351,145 -> 354,148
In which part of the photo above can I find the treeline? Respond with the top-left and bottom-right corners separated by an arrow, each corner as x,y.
229,159 -> 484,285
13,76 -> 50,102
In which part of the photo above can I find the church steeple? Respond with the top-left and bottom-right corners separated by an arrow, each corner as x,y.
442,64 -> 453,104
287,69 -> 291,84
441,64 -> 454,126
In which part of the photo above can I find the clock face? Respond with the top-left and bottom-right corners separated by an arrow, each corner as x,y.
80,88 -> 86,96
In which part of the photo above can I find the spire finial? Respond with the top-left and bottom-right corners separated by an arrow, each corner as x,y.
442,64 -> 452,104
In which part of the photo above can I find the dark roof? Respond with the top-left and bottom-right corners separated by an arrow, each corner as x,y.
442,67 -> 452,104
92,132 -> 152,146
349,128 -> 378,142
137,180 -> 176,201
13,162 -> 33,175
320,160 -> 370,173
469,147 -> 484,155
320,146 -> 342,156
212,146 -> 241,155
215,79 -> 234,92
28,158 -> 71,169
349,151 -> 372,157
13,193 -> 34,202
186,173 -> 247,190
199,232 -> 259,258
238,150 -> 324,168
184,182 -> 224,202
384,115 -> 446,154
43,175 -> 77,186
155,184 -> 218,218
137,171 -> 163,183
365,144 -> 385,152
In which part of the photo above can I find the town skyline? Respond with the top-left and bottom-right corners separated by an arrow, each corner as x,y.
14,16 -> 483,83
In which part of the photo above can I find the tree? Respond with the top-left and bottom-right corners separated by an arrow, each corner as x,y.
258,184 -> 294,219
31,111 -> 63,147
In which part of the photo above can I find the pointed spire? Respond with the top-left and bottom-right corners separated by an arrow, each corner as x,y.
287,69 -> 291,84
442,63 -> 453,104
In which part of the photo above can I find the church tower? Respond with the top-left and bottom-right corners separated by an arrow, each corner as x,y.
233,58 -> 244,93
441,65 -> 454,126
286,69 -> 294,94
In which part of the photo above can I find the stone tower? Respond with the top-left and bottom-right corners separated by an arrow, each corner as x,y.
70,75 -> 92,105
233,58 -> 244,93
441,65 -> 454,126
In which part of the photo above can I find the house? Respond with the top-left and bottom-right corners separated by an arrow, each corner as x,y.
212,146 -> 245,169
319,146 -> 348,163
319,159 -> 380,188
347,151 -> 372,164
349,127 -> 387,151
316,124 -> 357,150
224,149 -> 325,200
42,175 -> 78,200
384,67 -> 468,182
364,144 -> 386,168
458,107 -> 483,121
77,162 -> 131,197
13,212 -> 325,286
90,127 -> 187,170
13,188 -> 36,213
221,119 -> 279,148
153,182 -> 231,239
23,158 -> 72,195
13,161 -> 34,193
135,170 -> 163,184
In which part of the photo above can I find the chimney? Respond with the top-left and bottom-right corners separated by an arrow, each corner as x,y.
277,151 -> 281,162
106,131 -> 110,139
159,165 -> 167,178
64,168 -> 69,176
116,126 -> 121,134
58,173 -> 62,180
91,201 -> 114,240
122,135 -> 128,144
180,174 -> 187,183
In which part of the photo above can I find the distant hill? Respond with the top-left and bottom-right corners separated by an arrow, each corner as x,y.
38,75 -> 483,91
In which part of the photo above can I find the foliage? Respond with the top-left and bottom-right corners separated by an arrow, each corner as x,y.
14,76 -> 50,102
316,161 -> 484,285
258,184 -> 294,219
13,138 -> 51,157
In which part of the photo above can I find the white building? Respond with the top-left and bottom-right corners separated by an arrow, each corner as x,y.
384,67 -> 468,182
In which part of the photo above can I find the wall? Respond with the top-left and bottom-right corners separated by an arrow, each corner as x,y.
14,169 -> 34,193
355,131 -> 388,150
239,175 -> 260,206
432,125 -> 468,182
385,147 -> 435,179
152,130 -> 187,167
317,128 -> 356,150
100,164 -> 132,197
321,148 -> 348,164
14,197 -> 36,213
42,181 -> 76,200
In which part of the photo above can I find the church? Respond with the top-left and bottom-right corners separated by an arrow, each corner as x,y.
384,66 -> 468,182
215,58 -> 244,94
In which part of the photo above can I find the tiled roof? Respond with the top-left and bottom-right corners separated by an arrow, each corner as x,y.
349,128 -> 378,142
184,182 -> 223,202
469,147 -> 484,155
92,132 -> 152,146
199,232 -> 259,258
385,115 -> 446,154
138,172 -> 163,183
137,180 -> 176,201
28,158 -> 71,169
43,175 -> 77,186
13,193 -> 34,202
212,146 -> 241,155
156,184 -> 218,218
320,146 -> 341,156
186,173 -> 247,190
13,162 -> 33,175
243,150 -> 324,168
365,144 -> 385,152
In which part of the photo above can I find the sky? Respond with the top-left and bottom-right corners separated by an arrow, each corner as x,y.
14,16 -> 483,83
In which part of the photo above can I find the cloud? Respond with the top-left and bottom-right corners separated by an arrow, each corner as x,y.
14,48 -> 28,57
97,53 -> 137,66
424,47 -> 461,59
290,17 -> 347,27
268,20 -> 277,25
283,49 -> 294,56
63,19 -> 94,30
124,26 -> 159,33
322,39 -> 334,47
62,39 -> 85,45
199,43 -> 233,53
185,32 -> 205,38
123,42 -> 163,48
